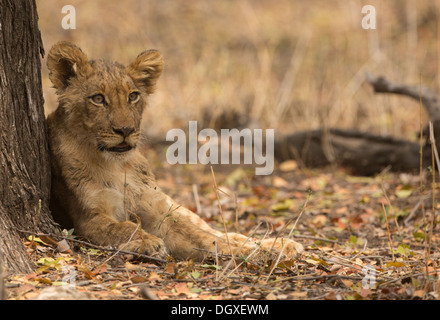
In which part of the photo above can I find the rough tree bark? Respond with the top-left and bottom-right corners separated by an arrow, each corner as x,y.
0,0 -> 60,275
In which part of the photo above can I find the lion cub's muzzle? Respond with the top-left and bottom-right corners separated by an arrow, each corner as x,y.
99,126 -> 138,153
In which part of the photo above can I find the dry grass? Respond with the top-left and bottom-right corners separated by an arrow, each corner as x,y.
12,2 -> 439,300
37,0 -> 439,139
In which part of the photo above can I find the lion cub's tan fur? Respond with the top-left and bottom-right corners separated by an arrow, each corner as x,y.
46,41 -> 303,261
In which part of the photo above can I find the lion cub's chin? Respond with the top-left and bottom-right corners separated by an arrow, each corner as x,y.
101,146 -> 136,162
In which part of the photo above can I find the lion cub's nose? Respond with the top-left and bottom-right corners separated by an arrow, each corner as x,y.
113,127 -> 135,137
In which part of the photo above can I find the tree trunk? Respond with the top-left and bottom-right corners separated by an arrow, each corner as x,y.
0,0 -> 60,275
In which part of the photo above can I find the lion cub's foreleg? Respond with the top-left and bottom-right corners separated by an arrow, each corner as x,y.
137,189 -> 303,262
75,209 -> 168,258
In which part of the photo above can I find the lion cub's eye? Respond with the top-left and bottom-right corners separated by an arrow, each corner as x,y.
128,92 -> 140,103
90,94 -> 106,105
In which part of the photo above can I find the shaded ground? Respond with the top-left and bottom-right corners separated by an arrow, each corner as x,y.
5,157 -> 440,300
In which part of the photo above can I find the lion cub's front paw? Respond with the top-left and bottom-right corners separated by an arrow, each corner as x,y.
120,234 -> 168,259
260,238 -> 304,260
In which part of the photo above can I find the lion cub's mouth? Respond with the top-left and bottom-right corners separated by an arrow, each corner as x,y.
106,142 -> 133,153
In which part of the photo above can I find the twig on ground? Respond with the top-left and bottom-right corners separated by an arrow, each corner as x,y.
380,179 -> 402,237
15,229 -> 167,264
382,202 -> 395,262
292,234 -> 343,245
101,222 -> 141,265
214,241 -> 219,281
351,240 -> 368,261
271,273 -> 365,284
427,121 -> 438,281
404,194 -> 430,226
322,253 -> 394,281
220,225 -> 270,281
378,270 -> 440,288
264,192 -> 310,283
210,166 -> 237,268
418,74 -> 427,227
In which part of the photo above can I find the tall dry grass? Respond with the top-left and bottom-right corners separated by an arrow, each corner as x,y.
37,0 -> 439,140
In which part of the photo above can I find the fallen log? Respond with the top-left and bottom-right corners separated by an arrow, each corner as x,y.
274,74 -> 440,175
274,128 -> 422,176
145,75 -> 439,176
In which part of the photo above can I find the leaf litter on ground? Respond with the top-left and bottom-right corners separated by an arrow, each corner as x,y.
5,161 -> 440,300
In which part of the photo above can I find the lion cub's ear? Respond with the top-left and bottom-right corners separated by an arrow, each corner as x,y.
47,41 -> 91,93
126,50 -> 164,94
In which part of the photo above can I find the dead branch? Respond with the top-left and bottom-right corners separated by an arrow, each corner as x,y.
366,73 -> 440,121
274,74 -> 440,175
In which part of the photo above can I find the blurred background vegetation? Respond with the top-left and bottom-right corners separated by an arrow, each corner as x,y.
37,0 -> 439,141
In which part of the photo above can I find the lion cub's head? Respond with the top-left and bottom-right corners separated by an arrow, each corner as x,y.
47,41 -> 163,159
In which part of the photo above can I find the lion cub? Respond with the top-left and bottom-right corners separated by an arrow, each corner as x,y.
46,41 -> 303,262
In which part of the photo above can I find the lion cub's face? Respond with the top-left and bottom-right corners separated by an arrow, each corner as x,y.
47,42 -> 164,160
